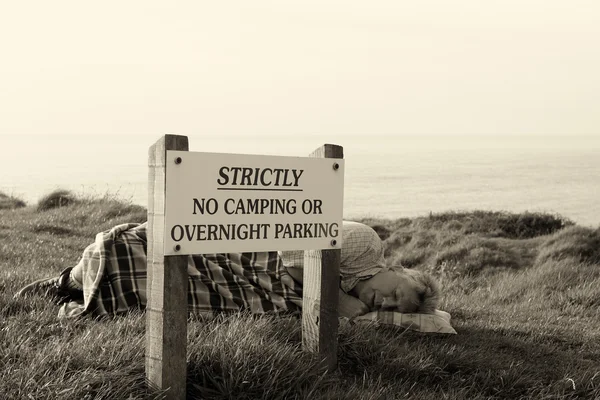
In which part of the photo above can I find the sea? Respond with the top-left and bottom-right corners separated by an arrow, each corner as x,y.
1,134 -> 599,227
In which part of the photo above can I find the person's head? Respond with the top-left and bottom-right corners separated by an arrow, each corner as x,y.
350,267 -> 440,314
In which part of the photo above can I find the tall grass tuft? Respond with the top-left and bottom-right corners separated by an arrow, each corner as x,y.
37,189 -> 79,211
536,225 -> 600,265
434,236 -> 522,277
0,191 -> 27,210
424,210 -> 573,239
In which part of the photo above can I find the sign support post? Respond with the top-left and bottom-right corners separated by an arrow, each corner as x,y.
146,135 -> 189,399
302,144 -> 343,372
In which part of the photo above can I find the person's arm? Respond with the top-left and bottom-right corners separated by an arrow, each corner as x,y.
338,288 -> 370,318
285,266 -> 369,318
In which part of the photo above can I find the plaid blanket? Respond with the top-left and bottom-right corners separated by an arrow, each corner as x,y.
59,222 -> 303,318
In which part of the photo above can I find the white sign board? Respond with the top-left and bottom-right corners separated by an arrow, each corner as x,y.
164,151 -> 344,255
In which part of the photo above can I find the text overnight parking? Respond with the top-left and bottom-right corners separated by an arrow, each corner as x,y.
170,222 -> 339,242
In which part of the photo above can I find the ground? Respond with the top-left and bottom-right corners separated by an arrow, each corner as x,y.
1,192 -> 599,399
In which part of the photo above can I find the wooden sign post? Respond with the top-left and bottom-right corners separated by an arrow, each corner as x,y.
146,135 -> 189,399
146,135 -> 344,398
302,144 -> 343,371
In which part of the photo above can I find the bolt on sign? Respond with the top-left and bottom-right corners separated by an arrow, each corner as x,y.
164,151 -> 345,255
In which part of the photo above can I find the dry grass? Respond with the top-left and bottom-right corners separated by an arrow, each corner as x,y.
36,189 -> 79,211
1,197 -> 599,399
0,191 -> 27,210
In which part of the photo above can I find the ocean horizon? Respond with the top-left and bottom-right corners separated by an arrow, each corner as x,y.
1,134 -> 599,227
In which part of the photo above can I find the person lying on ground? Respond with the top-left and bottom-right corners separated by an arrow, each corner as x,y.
15,221 -> 440,320
280,222 -> 440,317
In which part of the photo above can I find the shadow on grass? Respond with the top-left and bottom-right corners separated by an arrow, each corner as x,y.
2,298 -> 597,399
172,313 -> 599,399
335,323 -> 599,399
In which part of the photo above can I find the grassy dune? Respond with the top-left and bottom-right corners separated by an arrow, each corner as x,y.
1,191 -> 599,399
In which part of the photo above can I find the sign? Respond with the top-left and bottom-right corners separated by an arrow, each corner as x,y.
164,150 -> 344,255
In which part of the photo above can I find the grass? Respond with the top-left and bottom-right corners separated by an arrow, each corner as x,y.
36,189 -> 80,211
0,192 -> 27,210
1,192 -> 599,399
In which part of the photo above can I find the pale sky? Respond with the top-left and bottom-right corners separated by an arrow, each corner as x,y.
1,1 -> 599,137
